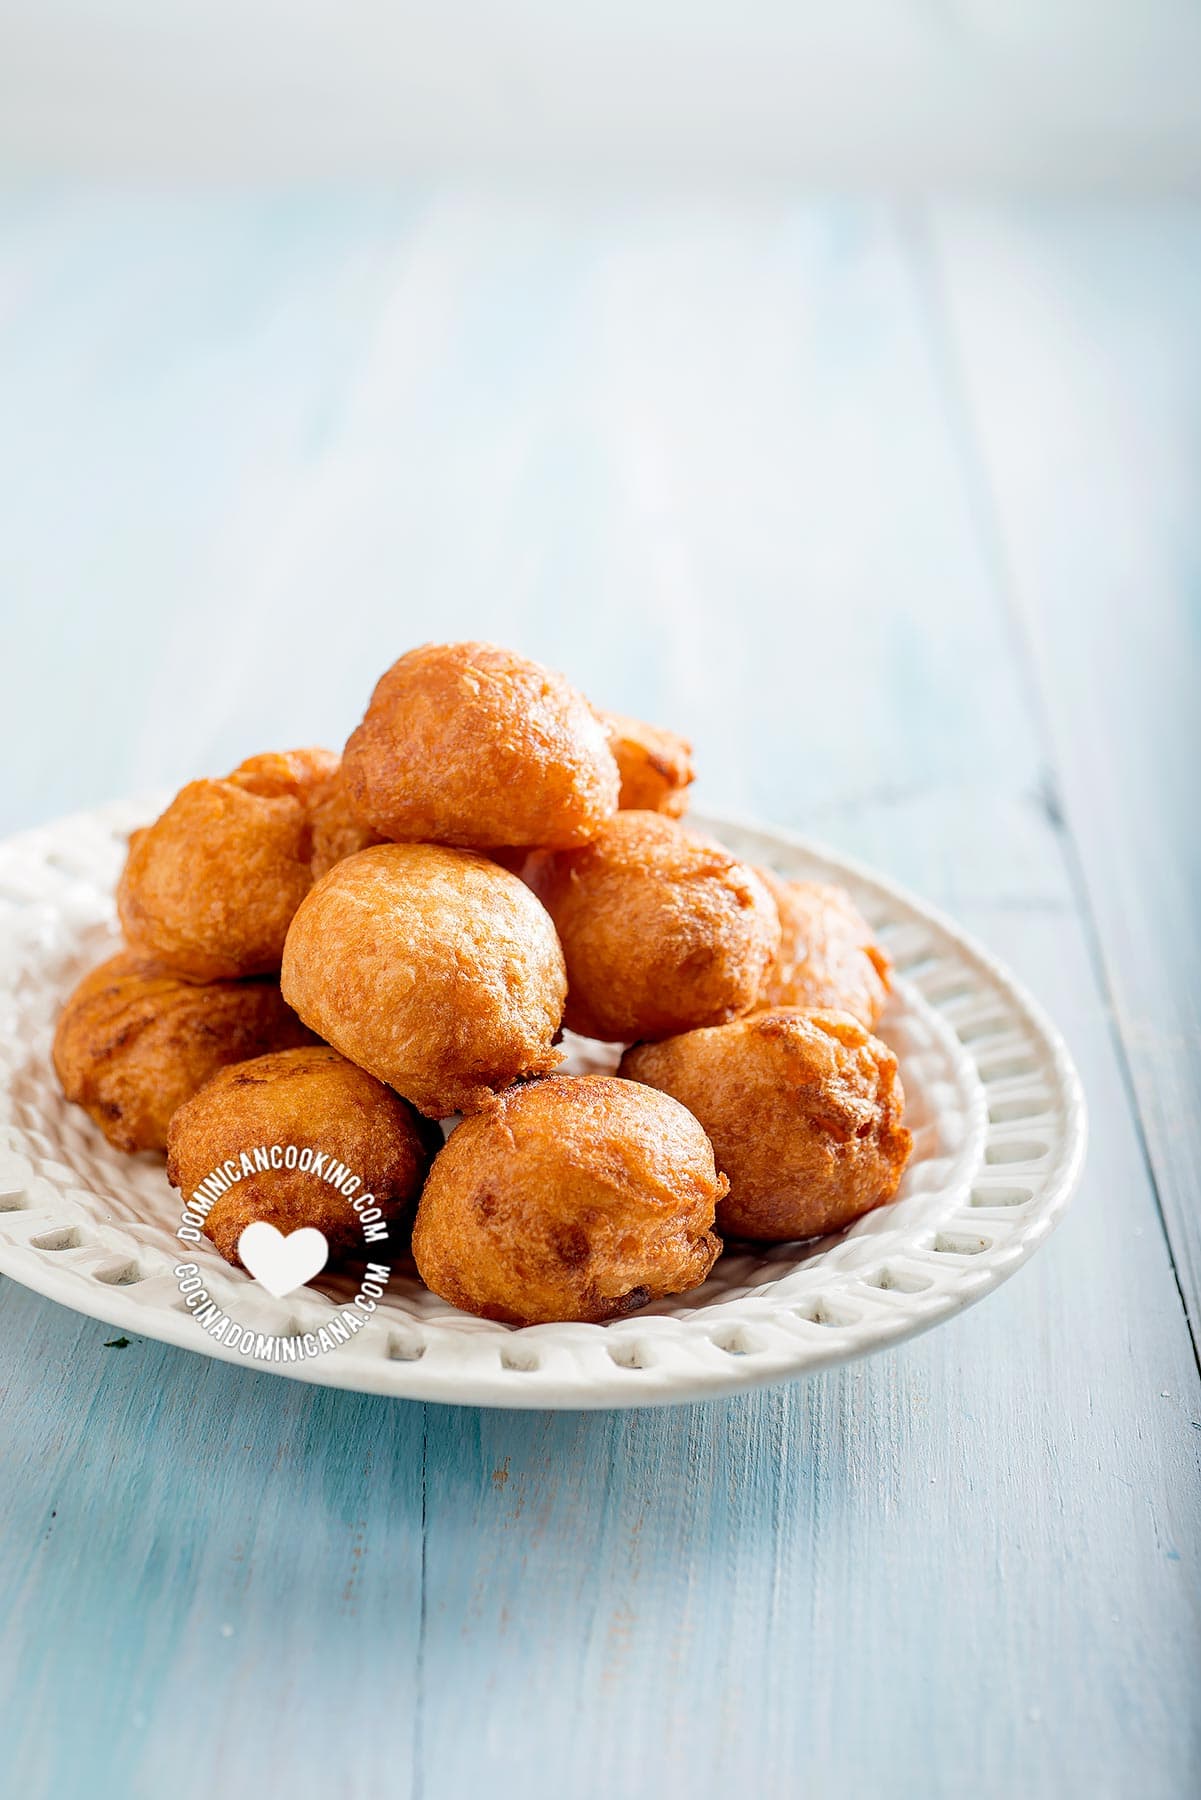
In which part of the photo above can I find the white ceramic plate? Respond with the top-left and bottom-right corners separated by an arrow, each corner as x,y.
0,801 -> 1085,1408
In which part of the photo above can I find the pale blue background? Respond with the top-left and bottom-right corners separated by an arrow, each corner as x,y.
0,189 -> 1198,1797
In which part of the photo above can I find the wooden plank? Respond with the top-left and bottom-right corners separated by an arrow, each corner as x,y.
0,196 -> 1197,1800
0,190 -> 410,830
928,207 -> 1201,1352
0,195 -> 1041,835
0,1280 -> 427,1798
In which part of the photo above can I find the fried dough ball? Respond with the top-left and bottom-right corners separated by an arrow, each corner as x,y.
167,1046 -> 438,1268
227,748 -> 339,802
281,843 -> 567,1118
412,1074 -> 725,1325
52,951 -> 316,1154
526,812 -> 780,1043
342,641 -> 620,849
620,1009 -> 911,1241
600,710 -> 695,818
308,762 -> 386,879
117,748 -> 339,982
757,872 -> 892,1028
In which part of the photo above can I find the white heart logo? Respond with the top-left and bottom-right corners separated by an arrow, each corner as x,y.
237,1222 -> 329,1298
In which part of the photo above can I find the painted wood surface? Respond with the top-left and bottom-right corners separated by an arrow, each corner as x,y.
930,207 -> 1201,1352
0,193 -> 1197,1799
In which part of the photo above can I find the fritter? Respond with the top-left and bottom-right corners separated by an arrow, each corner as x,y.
342,641 -> 620,848
600,710 -> 695,818
117,748 -> 338,982
52,950 -> 316,1153
526,811 -> 780,1043
227,748 -> 338,802
308,762 -> 385,879
620,1008 -> 911,1241
281,842 -> 567,1118
411,1074 -> 724,1325
168,1045 -> 436,1268
758,872 -> 892,1028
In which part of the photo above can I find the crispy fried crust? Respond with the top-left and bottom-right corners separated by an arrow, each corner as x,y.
52,951 -> 317,1153
757,872 -> 892,1028
600,710 -> 695,818
342,642 -> 620,849
620,1008 -> 911,1241
166,1045 -> 439,1268
116,748 -> 340,981
280,842 -> 567,1118
411,1074 -> 724,1325
226,748 -> 339,801
526,812 -> 780,1043
308,763 -> 386,879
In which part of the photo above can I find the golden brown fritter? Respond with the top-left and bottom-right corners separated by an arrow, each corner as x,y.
620,1009 -> 911,1241
227,748 -> 339,802
526,811 -> 780,1043
342,641 -> 620,849
52,951 -> 317,1154
281,843 -> 567,1118
167,1045 -> 437,1269
600,710 -> 695,817
307,762 -> 385,879
412,1074 -> 724,1325
117,748 -> 339,982
757,872 -> 892,1028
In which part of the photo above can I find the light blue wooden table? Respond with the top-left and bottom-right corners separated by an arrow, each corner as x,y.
0,192 -> 1198,1799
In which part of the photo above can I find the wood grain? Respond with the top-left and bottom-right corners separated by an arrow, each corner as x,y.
929,206 -> 1201,1359
0,194 -> 1197,1799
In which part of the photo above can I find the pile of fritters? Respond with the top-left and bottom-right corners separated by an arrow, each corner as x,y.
55,641 -> 912,1326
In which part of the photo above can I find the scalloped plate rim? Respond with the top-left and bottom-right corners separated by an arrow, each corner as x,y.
0,801 -> 1087,1409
